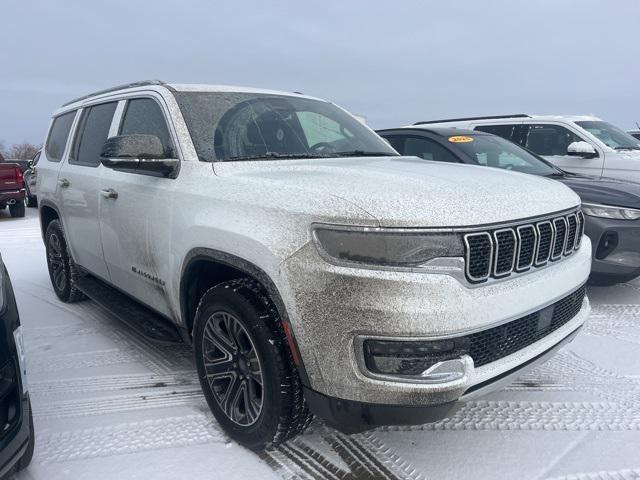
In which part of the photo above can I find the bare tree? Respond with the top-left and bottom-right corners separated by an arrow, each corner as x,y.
0,140 -> 6,161
5,142 -> 41,160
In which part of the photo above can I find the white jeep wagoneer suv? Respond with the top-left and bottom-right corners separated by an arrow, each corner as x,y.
37,81 -> 591,449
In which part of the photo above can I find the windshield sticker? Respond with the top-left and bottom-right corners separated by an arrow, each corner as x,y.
448,136 -> 474,143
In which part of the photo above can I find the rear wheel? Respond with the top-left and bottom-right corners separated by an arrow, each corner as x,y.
193,278 -> 311,450
45,219 -> 86,303
9,200 -> 25,218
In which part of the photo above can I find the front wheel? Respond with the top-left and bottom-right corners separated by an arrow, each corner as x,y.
193,278 -> 312,450
45,220 -> 86,303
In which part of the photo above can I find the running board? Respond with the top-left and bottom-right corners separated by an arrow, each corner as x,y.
75,275 -> 183,345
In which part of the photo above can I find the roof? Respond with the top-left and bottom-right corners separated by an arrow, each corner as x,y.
59,79 -> 322,111
413,113 -> 602,125
378,126 -> 488,137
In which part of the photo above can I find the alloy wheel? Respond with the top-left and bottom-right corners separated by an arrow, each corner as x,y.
201,311 -> 264,426
48,233 -> 67,292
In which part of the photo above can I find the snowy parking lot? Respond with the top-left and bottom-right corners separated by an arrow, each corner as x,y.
2,208 -> 639,480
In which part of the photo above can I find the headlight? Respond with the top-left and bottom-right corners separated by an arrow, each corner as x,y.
582,203 -> 640,220
313,225 -> 464,269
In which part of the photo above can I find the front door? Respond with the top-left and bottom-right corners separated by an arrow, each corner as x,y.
99,96 -> 179,318
521,124 -> 605,177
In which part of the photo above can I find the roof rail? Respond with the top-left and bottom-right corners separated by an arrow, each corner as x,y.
414,114 -> 531,125
62,80 -> 167,107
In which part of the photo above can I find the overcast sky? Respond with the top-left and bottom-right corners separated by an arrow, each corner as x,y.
2,0 -> 639,145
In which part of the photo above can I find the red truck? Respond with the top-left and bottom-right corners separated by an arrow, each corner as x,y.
0,163 -> 26,218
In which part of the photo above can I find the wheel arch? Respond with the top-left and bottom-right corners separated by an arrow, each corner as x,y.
179,247 -> 310,386
39,200 -> 62,240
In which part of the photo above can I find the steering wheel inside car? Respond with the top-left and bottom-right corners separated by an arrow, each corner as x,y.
310,142 -> 336,153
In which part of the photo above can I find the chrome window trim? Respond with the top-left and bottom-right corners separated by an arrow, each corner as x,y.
492,228 -> 517,277
515,224 -> 537,271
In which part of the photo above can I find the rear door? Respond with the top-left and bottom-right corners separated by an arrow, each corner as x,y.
58,101 -> 118,280
99,95 -> 179,317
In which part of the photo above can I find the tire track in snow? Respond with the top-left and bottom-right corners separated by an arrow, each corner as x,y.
29,372 -> 198,397
545,467 -> 640,480
262,433 -> 410,480
35,414 -> 225,464
374,400 -> 640,432
28,349 -> 140,373
33,387 -> 205,419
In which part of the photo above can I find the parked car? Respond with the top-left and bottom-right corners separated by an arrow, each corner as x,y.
0,163 -> 26,218
379,127 -> 640,285
415,114 -> 640,182
23,151 -> 40,208
0,160 -> 30,173
37,80 -> 591,449
0,252 -> 34,478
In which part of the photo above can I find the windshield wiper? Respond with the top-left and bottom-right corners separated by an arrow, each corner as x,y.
333,150 -> 397,157
614,146 -> 640,151
225,152 -> 333,161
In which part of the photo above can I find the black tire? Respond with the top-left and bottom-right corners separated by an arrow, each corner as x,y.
193,278 -> 312,450
9,200 -> 25,218
26,195 -> 37,208
15,399 -> 35,472
45,219 -> 86,303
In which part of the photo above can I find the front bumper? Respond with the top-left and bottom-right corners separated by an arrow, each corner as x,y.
280,238 -> 591,406
584,215 -> 640,283
305,325 -> 582,432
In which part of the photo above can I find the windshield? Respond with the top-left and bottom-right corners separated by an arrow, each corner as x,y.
575,121 -> 640,150
454,134 -> 560,176
174,91 -> 397,162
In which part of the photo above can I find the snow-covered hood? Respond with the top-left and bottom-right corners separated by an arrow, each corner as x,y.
213,156 -> 581,227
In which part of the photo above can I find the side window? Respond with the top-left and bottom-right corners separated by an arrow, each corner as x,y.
474,124 -> 515,141
523,124 -> 584,156
119,98 -> 174,157
381,135 -> 405,152
402,137 -> 459,163
70,102 -> 118,167
45,111 -> 76,162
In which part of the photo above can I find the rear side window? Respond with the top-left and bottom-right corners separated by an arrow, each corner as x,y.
402,137 -> 459,163
474,124 -> 515,140
45,111 -> 76,162
70,102 -> 118,167
119,98 -> 174,157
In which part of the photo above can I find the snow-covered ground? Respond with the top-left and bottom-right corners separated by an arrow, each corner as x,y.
2,208 -> 639,480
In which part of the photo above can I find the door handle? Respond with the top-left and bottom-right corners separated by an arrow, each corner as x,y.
58,178 -> 70,188
100,188 -> 118,200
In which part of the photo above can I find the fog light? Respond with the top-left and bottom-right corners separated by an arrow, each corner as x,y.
363,338 -> 471,380
596,231 -> 618,260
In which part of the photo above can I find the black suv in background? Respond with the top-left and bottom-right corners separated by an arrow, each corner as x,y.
0,253 -> 33,478
378,127 -> 640,285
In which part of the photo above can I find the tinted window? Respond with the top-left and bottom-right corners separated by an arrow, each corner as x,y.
475,124 -> 515,140
381,135 -> 404,152
523,124 -> 584,156
45,111 -> 76,162
174,92 -> 396,162
70,102 -> 117,167
401,137 -> 459,163
453,134 -> 557,176
119,98 -> 174,157
575,121 -> 640,150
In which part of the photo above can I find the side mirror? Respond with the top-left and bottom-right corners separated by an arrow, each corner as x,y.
567,141 -> 598,159
100,134 -> 179,178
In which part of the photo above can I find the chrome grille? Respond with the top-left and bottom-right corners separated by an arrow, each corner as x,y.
464,209 -> 583,283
